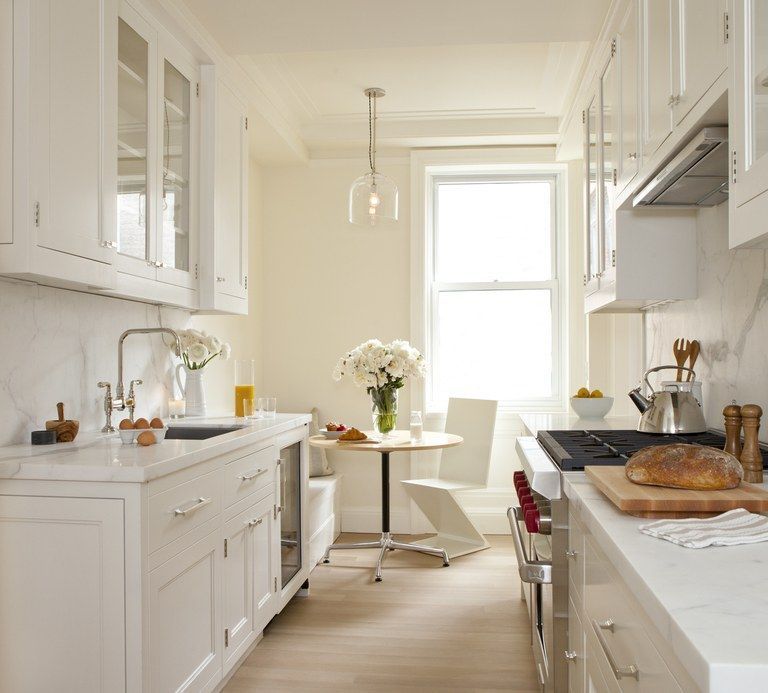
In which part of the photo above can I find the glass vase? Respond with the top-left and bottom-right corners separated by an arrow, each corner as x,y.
371,386 -> 399,437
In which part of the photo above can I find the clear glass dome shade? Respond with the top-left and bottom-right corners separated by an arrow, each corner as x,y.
348,171 -> 399,226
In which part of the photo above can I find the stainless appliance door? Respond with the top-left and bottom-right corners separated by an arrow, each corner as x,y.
533,533 -> 554,692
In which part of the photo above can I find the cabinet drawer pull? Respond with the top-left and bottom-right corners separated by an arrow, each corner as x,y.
173,496 -> 211,517
238,467 -> 267,481
247,517 -> 263,527
590,619 -> 639,680
565,549 -> 578,559
216,276 -> 226,282
564,650 -> 577,661
596,618 -> 615,632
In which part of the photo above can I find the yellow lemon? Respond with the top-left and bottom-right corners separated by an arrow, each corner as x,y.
576,387 -> 591,398
590,389 -> 604,398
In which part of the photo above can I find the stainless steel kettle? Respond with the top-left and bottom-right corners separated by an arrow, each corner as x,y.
628,365 -> 707,434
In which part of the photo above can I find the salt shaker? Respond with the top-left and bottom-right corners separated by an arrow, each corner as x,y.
740,404 -> 763,483
410,411 -> 423,443
723,401 -> 742,459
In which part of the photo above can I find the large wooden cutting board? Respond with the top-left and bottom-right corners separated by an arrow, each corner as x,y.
586,466 -> 768,518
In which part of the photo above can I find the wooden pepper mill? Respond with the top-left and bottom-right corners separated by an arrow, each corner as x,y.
740,404 -> 763,483
45,402 -> 80,443
723,402 -> 742,459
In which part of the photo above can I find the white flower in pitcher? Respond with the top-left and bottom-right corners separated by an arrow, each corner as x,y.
219,343 -> 231,360
187,342 -> 209,364
204,334 -> 222,354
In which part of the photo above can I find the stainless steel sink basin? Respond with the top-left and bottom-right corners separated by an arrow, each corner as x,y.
165,426 -> 245,440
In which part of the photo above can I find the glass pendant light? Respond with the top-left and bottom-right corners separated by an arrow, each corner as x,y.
349,87 -> 399,226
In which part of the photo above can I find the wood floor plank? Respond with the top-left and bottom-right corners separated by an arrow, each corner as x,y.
224,534 -> 538,692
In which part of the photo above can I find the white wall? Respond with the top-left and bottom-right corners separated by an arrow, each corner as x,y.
644,203 -> 768,440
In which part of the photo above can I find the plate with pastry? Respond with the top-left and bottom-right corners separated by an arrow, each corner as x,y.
337,427 -> 374,444
320,421 -> 350,439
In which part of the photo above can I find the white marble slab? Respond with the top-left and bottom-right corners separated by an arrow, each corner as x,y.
565,474 -> 768,692
0,414 -> 310,483
519,412 -> 640,437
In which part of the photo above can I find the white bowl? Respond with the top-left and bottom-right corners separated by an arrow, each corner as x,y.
118,429 -> 137,445
118,426 -> 167,445
570,396 -> 614,419
318,428 -> 348,439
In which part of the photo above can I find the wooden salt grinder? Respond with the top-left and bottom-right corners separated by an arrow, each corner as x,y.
723,402 -> 742,459
740,404 -> 763,483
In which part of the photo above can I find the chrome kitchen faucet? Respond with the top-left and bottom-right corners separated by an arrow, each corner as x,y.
98,328 -> 182,432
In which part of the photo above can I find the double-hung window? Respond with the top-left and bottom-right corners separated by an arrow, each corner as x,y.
425,171 -> 564,411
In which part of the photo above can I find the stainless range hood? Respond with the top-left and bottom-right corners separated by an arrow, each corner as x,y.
633,127 -> 728,207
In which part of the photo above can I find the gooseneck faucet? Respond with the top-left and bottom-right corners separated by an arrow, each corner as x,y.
98,328 -> 182,432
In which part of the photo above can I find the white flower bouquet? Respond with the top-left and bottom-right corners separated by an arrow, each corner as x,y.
332,339 -> 425,435
174,329 -> 231,370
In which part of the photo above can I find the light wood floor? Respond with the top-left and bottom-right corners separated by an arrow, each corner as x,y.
224,534 -> 539,692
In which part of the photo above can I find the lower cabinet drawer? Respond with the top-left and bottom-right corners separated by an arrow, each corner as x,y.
223,444 -> 278,509
148,469 -> 223,554
568,597 -> 586,693
584,536 -> 682,693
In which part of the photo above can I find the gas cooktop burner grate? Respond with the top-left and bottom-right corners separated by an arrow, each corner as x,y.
536,429 -> 768,472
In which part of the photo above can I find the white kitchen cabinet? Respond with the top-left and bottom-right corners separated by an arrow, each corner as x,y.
199,67 -> 249,315
600,47 -> 618,288
0,0 -> 11,245
0,495 -> 126,692
616,2 -> 640,193
730,0 -> 768,248
584,92 -> 601,297
113,0 -> 200,308
568,597 -> 587,693
671,0 -> 728,126
0,0 -> 118,289
641,0 -> 674,160
149,528 -> 222,692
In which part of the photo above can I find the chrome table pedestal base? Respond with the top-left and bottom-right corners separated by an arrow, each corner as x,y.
322,531 -> 449,582
321,451 -> 449,581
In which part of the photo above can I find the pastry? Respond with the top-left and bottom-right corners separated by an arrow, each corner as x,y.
339,427 -> 367,441
625,444 -> 742,490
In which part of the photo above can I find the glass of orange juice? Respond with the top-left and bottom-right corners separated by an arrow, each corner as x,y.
234,359 -> 255,418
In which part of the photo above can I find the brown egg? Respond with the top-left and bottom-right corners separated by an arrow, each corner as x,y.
150,417 -> 165,429
134,418 -> 150,429
119,418 -> 135,430
136,431 -> 156,446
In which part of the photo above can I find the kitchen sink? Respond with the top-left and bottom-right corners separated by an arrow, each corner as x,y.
164,425 -> 245,440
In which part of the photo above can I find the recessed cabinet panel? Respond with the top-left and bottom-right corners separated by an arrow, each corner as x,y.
0,0 -> 11,245
585,95 -> 600,296
617,3 -> 640,192
642,0 -> 674,159
31,0 -> 115,263
600,53 -> 617,284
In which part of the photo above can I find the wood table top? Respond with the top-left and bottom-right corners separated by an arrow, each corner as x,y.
308,430 -> 463,453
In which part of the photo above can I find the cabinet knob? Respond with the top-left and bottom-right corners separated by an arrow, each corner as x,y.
627,152 -> 637,160
565,549 -> 578,559
216,276 -> 226,282
564,650 -> 577,661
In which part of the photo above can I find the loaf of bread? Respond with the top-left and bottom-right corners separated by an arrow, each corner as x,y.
625,444 -> 743,490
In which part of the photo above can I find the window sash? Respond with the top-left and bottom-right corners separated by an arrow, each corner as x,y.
426,172 -> 563,412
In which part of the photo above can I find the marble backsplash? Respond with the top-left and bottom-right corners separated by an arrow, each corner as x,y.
645,204 -> 768,441
0,278 -> 192,446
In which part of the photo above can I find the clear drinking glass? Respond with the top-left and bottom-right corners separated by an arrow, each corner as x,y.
234,360 -> 255,418
242,398 -> 256,421
410,410 -> 423,443
258,397 -> 277,419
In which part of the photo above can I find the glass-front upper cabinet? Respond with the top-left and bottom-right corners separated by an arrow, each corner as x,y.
116,3 -> 198,292
600,45 -> 617,284
584,93 -> 600,295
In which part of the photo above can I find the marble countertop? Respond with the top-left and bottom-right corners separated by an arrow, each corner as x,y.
566,474 -> 768,691
0,414 -> 311,483
519,412 -> 641,436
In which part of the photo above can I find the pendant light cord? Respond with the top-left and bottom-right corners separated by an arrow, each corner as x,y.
368,92 -> 376,175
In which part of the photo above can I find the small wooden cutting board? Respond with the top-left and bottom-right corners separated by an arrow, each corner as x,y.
586,465 -> 768,518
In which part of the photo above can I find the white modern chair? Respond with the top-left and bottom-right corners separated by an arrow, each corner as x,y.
401,397 -> 498,559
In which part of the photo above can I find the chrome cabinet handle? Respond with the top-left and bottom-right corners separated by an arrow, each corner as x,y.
507,506 -> 552,584
596,618 -> 615,632
173,497 -> 212,517
247,517 -> 263,527
564,650 -> 577,661
238,467 -> 267,481
627,152 -> 637,160
100,240 -> 117,248
216,276 -> 226,282
590,619 -> 639,680
565,549 -> 578,559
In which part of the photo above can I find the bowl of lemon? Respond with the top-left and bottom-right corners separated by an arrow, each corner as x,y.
570,388 -> 614,419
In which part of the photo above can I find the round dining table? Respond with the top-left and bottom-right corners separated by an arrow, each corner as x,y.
309,430 -> 463,581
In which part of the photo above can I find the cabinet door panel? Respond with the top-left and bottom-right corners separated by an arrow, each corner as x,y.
584,94 -> 601,296
0,496 -> 125,692
30,0 -> 114,263
617,3 -> 640,191
223,506 -> 254,671
672,0 -> 727,125
149,529 -> 221,692
642,0 -> 674,158
1,0 -> 11,244
600,53 -> 617,285
251,493 -> 278,633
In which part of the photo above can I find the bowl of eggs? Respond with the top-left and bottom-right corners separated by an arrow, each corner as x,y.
118,417 -> 167,446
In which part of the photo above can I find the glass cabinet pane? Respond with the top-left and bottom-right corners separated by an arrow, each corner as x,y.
161,60 -> 190,272
279,442 -> 302,588
601,57 -> 616,273
751,0 -> 768,165
586,96 -> 600,280
117,19 -> 149,261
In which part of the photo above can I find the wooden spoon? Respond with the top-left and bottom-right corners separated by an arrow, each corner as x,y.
686,340 -> 700,381
673,338 -> 690,382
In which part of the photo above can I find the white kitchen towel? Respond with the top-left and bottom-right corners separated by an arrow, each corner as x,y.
639,508 -> 768,548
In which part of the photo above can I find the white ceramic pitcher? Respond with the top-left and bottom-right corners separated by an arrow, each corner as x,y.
175,364 -> 206,417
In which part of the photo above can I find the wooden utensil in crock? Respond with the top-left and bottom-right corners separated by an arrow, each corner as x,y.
45,402 -> 80,442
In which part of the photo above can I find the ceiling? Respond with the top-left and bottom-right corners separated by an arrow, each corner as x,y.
182,0 -> 612,161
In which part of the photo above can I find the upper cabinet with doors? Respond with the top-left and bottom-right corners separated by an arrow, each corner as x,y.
730,0 -> 768,248
198,67 -> 249,315
616,1 -> 640,193
641,0 -> 674,160
0,0 -> 118,289
114,1 -> 199,308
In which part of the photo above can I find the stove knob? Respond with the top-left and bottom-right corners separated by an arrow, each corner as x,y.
524,506 -> 540,533
515,482 -> 530,502
519,492 -> 533,508
514,476 -> 528,493
513,471 -> 526,484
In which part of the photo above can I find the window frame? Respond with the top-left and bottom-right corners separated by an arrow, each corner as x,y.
411,151 -> 568,415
